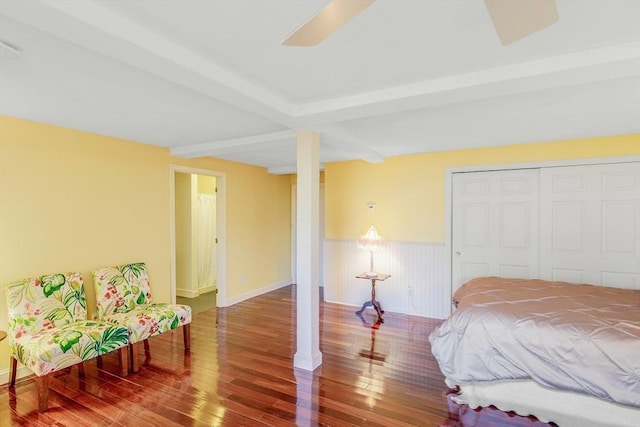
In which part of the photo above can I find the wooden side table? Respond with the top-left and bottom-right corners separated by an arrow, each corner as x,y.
355,273 -> 390,323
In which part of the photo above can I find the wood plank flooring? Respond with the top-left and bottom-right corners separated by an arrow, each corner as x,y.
0,286 -> 553,426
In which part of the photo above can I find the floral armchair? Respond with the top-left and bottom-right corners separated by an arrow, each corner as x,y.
5,272 -> 129,412
93,262 -> 191,372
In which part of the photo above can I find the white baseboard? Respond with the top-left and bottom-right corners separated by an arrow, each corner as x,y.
0,364 -> 32,387
176,288 -> 199,298
198,284 -> 217,295
177,285 -> 217,298
224,279 -> 292,306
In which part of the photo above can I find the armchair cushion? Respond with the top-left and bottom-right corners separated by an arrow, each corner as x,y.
93,263 -> 192,344
101,303 -> 191,344
11,321 -> 129,376
93,262 -> 153,318
5,272 -> 129,376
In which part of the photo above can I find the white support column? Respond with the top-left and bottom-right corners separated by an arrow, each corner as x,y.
293,131 -> 322,371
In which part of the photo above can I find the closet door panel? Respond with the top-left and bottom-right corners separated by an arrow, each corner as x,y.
540,162 -> 640,289
452,169 -> 539,294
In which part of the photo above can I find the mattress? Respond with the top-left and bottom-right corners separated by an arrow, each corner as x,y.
429,277 -> 640,408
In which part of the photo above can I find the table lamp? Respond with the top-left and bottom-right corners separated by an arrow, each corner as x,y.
357,225 -> 384,277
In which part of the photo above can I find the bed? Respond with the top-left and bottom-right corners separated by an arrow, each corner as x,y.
429,277 -> 640,427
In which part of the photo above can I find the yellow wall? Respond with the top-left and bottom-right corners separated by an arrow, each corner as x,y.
0,116 -> 292,375
325,135 -> 640,242
170,157 -> 292,298
197,175 -> 216,195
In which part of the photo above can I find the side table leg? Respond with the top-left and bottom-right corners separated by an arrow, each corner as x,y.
372,299 -> 384,323
356,300 -> 372,315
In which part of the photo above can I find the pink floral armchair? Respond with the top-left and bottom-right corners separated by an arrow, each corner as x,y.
93,262 -> 191,372
5,272 -> 129,412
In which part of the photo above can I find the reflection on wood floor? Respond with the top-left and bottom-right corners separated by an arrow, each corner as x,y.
0,285 -> 553,426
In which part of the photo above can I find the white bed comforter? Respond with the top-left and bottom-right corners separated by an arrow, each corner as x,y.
429,277 -> 640,408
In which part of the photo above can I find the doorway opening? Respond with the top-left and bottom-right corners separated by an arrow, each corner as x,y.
170,165 -> 227,314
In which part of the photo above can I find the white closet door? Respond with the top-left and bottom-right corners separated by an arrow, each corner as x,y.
452,169 -> 540,294
540,162 -> 640,289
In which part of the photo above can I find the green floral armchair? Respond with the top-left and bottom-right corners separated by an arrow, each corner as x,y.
5,272 -> 130,412
93,262 -> 192,372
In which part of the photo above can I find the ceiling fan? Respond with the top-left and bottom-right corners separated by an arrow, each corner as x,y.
282,0 -> 559,47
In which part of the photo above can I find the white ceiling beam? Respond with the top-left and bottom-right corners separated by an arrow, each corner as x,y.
293,40 -> 640,124
319,126 -> 385,163
4,1 -> 637,170
268,164 -> 325,175
171,129 -> 297,158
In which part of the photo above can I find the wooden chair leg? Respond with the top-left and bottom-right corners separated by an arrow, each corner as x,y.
36,374 -> 50,412
118,347 -> 128,377
77,362 -> 85,379
9,357 -> 17,387
143,339 -> 150,358
183,324 -> 191,351
129,343 -> 140,373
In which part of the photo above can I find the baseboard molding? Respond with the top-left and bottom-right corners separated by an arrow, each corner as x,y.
0,364 -> 32,387
225,279 -> 292,306
176,288 -> 199,298
198,284 -> 217,295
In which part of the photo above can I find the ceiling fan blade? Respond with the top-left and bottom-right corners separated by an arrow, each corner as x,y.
484,0 -> 559,45
282,0 -> 376,47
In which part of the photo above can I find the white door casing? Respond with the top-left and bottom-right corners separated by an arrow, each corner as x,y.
169,165 -> 227,306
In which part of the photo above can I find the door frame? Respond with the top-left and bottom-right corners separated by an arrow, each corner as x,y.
170,165 -> 227,307
445,155 -> 640,315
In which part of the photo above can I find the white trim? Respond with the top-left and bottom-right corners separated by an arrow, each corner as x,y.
446,155 -> 640,175
444,170 -> 454,316
198,284 -> 217,295
176,288 -> 200,298
169,165 -> 228,307
225,280 -> 292,306
291,184 -> 297,284
444,155 -> 640,316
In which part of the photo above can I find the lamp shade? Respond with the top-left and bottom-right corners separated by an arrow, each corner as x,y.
357,225 -> 384,252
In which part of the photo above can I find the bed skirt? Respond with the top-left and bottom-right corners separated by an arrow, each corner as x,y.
447,378 -> 640,427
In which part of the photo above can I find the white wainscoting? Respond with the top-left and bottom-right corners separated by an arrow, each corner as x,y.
323,239 -> 448,319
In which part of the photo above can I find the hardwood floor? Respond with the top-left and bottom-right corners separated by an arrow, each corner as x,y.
177,290 -> 217,314
0,286 -> 553,426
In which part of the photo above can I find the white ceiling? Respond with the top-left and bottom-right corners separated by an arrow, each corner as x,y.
1,0 -> 639,174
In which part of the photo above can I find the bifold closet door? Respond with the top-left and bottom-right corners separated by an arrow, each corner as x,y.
540,162 -> 640,289
451,169 -> 540,294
